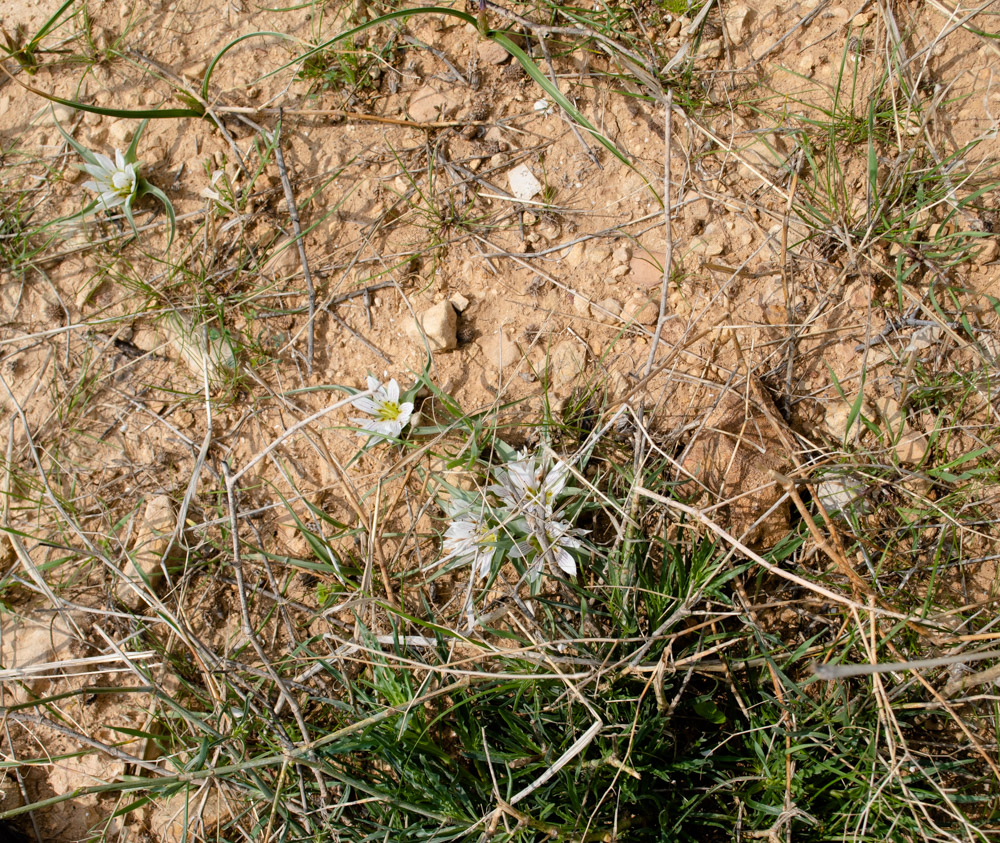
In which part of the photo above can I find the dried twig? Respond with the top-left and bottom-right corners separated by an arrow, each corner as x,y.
271,118 -> 316,373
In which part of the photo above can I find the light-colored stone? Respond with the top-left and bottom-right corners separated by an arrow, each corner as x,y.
109,120 -> 134,145
825,398 -> 861,441
538,220 -> 560,241
508,164 -> 542,202
0,610 -> 87,700
608,264 -> 630,279
895,430 -> 929,466
132,325 -> 164,353
628,256 -> 664,287
588,243 -> 612,265
697,38 -> 723,59
724,4 -> 754,45
594,297 -> 622,324
623,294 -> 659,325
48,103 -> 76,126
816,474 -> 870,519
873,395 -> 902,427
449,292 -> 471,312
478,329 -> 519,370
683,189 -> 711,222
612,243 -> 632,264
979,237 -> 1000,263
160,311 -> 235,382
408,87 -> 453,122
406,301 -> 457,351
181,59 -> 208,79
116,494 -> 177,610
693,222 -> 725,256
564,241 -> 588,267
478,39 -> 511,64
572,294 -> 592,316
738,133 -> 788,179
547,339 -> 587,390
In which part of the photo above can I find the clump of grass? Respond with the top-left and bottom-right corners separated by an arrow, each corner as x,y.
3,1 -> 1000,841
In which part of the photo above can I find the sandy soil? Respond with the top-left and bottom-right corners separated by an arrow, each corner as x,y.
2,0 -> 1000,838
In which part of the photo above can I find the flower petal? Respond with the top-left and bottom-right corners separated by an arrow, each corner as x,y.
552,547 -> 577,577
351,397 -> 380,415
83,162 -> 110,180
94,152 -> 116,172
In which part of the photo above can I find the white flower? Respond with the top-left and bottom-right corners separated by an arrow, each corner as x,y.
510,515 -> 586,579
83,149 -> 139,212
533,98 -> 553,115
349,376 -> 413,440
491,451 -> 570,517
440,505 -> 500,581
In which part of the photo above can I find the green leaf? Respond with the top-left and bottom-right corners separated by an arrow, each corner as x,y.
126,118 -> 148,164
138,181 -> 176,249
693,696 -> 726,725
50,107 -> 98,166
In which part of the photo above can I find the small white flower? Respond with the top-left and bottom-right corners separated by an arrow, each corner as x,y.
510,515 -> 586,579
440,505 -> 500,581
349,376 -> 413,440
492,451 -> 570,517
533,98 -> 553,115
83,149 -> 139,212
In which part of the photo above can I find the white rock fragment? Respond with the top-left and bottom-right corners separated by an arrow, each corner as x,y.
508,164 -> 543,202
738,133 -> 788,180
406,301 -> 458,351
0,611 -> 88,700
161,312 -> 235,383
817,475 -> 870,518
825,398 -> 860,441
449,292 -> 471,312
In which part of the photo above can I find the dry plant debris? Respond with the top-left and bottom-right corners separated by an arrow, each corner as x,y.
2,0 -> 1000,840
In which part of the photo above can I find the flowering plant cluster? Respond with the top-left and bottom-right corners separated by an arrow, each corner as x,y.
438,447 -> 588,585
53,113 -> 176,247
348,376 -> 414,443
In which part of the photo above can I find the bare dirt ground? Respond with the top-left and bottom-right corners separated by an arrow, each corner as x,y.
3,0 -> 1000,839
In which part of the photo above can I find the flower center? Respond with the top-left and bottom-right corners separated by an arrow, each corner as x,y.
111,169 -> 135,198
377,400 -> 402,421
